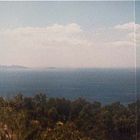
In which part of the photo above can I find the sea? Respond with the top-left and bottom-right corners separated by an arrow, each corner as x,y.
0,68 -> 139,104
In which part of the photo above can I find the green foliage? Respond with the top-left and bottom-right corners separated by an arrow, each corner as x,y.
0,94 -> 139,140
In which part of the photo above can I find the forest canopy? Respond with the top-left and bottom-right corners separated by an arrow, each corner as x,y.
0,93 -> 139,140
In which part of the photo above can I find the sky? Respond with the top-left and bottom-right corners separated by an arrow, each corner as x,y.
0,1 -> 139,68
136,1 -> 140,68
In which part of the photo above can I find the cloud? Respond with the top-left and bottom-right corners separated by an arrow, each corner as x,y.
109,41 -> 134,47
113,22 -> 140,47
114,22 -> 135,31
45,23 -> 82,34
0,23 -> 91,49
0,23 -> 94,67
0,22 -> 137,68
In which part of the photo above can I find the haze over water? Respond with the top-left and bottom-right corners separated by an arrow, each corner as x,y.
0,68 -> 136,104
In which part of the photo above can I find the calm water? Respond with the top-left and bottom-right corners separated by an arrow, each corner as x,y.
0,68 -> 137,104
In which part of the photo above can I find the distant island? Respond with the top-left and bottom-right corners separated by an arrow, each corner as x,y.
0,65 -> 29,70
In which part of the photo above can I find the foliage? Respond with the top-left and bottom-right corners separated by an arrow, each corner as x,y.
0,93 -> 139,140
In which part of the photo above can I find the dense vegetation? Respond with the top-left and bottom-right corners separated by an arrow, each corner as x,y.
0,93 -> 139,140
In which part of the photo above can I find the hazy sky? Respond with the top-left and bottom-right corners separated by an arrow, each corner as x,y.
0,1 -> 139,68
136,1 -> 140,68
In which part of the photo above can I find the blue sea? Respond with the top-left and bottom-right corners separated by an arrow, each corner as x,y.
0,68 -> 138,104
